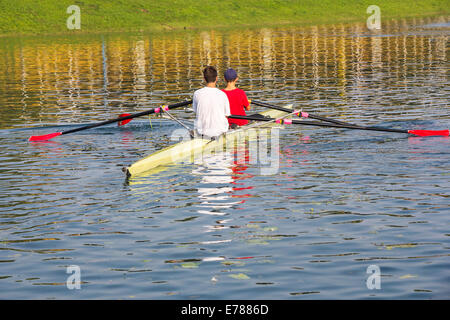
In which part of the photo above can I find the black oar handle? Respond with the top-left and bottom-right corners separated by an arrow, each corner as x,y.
228,115 -> 408,134
61,100 -> 192,135
251,100 -> 357,126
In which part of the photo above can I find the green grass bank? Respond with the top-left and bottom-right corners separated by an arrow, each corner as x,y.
0,0 -> 448,36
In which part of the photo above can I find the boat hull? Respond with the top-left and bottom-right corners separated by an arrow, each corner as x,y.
126,105 -> 293,177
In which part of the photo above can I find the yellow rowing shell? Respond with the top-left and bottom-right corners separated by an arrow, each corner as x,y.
125,105 -> 293,177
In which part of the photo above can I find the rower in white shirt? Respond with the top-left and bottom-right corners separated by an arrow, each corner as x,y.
193,66 -> 230,138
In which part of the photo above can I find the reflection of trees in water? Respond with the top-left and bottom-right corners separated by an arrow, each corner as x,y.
0,16 -> 447,127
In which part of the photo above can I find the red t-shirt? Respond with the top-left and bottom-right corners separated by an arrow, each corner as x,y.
222,88 -> 249,126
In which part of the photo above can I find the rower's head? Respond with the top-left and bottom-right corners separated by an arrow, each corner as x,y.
224,68 -> 238,83
203,66 -> 218,86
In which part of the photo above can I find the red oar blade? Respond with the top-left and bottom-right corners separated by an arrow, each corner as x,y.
118,113 -> 132,126
28,132 -> 62,142
408,129 -> 449,137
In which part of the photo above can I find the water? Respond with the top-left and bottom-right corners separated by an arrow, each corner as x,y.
0,16 -> 449,299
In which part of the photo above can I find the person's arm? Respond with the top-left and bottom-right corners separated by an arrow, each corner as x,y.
224,94 -> 231,116
242,90 -> 251,111
193,92 -> 198,113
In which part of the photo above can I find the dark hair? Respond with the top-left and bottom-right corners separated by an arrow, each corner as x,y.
203,66 -> 217,83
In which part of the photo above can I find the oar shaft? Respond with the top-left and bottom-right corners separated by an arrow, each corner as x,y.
228,115 -> 409,134
61,100 -> 192,135
246,102 -> 448,137
251,100 -> 355,126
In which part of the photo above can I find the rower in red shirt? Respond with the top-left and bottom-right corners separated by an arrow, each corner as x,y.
222,68 -> 250,129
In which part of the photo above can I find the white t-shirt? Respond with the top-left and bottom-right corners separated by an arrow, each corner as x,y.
193,87 -> 230,137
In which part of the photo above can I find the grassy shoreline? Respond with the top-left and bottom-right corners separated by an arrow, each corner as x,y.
1,1 -> 448,36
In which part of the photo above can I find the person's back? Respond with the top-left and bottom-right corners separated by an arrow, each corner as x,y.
193,66 -> 230,137
222,68 -> 250,128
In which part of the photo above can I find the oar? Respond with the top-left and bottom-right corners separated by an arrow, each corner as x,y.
117,113 -> 132,126
251,100 -> 358,126
228,115 -> 449,137
160,107 -> 194,138
28,100 -> 193,141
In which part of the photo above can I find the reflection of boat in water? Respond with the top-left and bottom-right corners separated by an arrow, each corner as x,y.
193,153 -> 238,218
126,105 -> 293,177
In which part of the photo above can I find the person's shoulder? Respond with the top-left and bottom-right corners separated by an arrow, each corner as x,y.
235,88 -> 248,99
194,87 -> 205,94
213,88 -> 227,96
194,87 -> 209,98
219,89 -> 229,99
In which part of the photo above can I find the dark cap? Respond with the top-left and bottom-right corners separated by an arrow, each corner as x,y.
224,68 -> 238,81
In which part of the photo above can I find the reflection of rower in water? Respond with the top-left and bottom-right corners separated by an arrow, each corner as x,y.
193,66 -> 230,138
222,68 -> 251,130
192,145 -> 252,218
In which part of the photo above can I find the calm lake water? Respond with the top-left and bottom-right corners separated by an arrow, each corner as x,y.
0,16 -> 449,299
